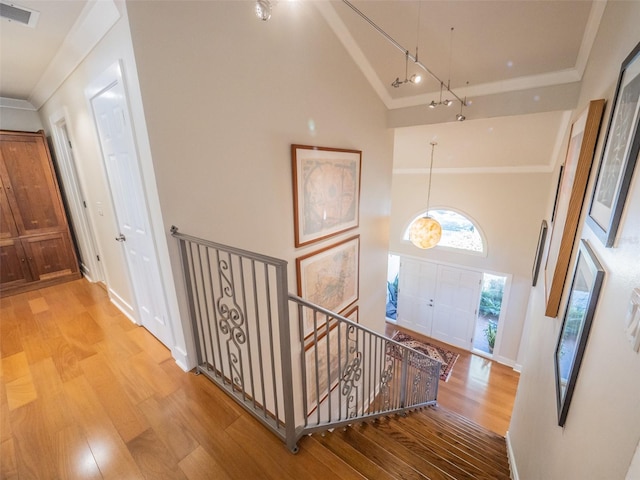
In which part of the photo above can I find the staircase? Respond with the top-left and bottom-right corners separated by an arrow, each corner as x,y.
170,228 -> 512,477
312,404 -> 511,480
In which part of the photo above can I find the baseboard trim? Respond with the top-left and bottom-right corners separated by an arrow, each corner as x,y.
171,346 -> 191,372
506,430 -> 519,480
108,288 -> 138,325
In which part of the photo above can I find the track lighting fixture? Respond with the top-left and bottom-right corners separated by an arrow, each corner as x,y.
455,97 -> 467,121
341,2 -> 470,122
391,51 -> 422,88
255,0 -> 272,21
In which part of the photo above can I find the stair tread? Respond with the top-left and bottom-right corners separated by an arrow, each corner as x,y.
422,406 -> 507,443
383,415 -> 511,478
314,431 -> 401,480
353,419 -> 473,480
401,415 -> 509,469
312,405 -> 512,479
416,407 -> 508,457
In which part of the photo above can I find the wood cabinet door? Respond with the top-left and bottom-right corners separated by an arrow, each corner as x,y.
0,132 -> 67,236
0,238 -> 32,289
0,176 -> 18,239
21,232 -> 78,282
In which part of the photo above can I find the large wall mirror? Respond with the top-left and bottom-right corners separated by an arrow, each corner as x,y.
554,239 -> 605,426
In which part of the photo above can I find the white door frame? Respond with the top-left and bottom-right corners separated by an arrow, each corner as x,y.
395,254 -> 512,361
84,60 -> 188,365
49,108 -> 105,283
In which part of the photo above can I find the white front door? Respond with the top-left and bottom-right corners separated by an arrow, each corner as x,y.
397,258 -> 437,337
87,63 -> 173,348
432,266 -> 482,350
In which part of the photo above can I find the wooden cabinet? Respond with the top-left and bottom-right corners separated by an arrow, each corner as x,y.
0,130 -> 80,295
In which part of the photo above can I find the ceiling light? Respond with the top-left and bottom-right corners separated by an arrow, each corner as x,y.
409,142 -> 442,250
390,51 -> 423,89
342,1 -> 469,122
255,0 -> 272,21
456,98 -> 467,121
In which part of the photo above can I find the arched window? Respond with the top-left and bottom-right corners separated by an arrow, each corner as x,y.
404,208 -> 486,255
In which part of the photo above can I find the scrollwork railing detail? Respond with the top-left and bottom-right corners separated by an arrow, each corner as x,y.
216,257 -> 246,389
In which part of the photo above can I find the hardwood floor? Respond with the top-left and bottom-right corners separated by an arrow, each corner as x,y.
0,279 -> 518,479
386,324 -> 520,436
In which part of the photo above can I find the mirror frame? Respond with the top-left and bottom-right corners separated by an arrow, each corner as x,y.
554,239 -> 605,426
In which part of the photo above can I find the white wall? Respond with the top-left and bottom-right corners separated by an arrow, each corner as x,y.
0,105 -> 43,131
38,7 -> 135,315
125,1 -> 393,345
509,3 -> 640,479
389,168 -> 552,365
36,1 -> 189,368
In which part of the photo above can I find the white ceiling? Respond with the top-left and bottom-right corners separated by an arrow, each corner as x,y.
0,0 -> 85,100
0,0 -> 601,170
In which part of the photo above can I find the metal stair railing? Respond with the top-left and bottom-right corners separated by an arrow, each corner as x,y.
171,227 -> 440,453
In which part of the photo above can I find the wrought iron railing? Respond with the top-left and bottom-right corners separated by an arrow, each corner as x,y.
171,227 -> 440,453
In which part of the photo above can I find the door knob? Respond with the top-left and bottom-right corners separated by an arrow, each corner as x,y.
115,233 -> 126,242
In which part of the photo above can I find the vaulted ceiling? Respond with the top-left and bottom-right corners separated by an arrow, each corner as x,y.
0,0 -> 602,169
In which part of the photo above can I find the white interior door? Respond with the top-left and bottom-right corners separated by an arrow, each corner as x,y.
397,258 -> 437,337
49,113 -> 104,283
88,63 -> 173,348
432,266 -> 482,350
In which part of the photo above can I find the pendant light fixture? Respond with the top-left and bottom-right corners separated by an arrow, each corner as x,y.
409,142 -> 442,249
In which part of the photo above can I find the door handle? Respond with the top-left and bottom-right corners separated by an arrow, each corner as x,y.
115,233 -> 126,242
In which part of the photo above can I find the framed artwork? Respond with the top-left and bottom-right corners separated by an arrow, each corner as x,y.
292,144 -> 361,247
550,165 -> 564,223
305,310 -> 358,415
544,99 -> 605,318
342,305 -> 359,324
586,41 -> 640,247
554,240 -> 604,426
532,220 -> 548,287
297,235 -> 359,338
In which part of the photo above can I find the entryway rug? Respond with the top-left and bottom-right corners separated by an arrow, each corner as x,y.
391,331 -> 460,382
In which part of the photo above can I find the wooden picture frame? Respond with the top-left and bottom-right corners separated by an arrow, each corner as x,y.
544,99 -> 605,318
304,306 -> 359,415
297,235 -> 359,338
532,220 -> 548,287
586,41 -> 640,247
554,240 -> 604,426
292,144 -> 361,247
550,165 -> 564,224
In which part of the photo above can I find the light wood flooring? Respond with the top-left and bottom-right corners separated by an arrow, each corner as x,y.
385,324 -> 520,436
0,279 -> 519,479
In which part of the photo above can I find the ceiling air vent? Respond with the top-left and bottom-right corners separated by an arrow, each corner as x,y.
0,1 -> 40,28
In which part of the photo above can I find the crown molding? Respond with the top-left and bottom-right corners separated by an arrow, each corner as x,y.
28,0 -> 120,109
0,97 -> 37,110
393,165 -> 554,175
322,1 -> 606,112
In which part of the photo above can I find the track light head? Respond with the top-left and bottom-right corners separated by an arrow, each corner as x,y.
428,100 -> 437,109
255,0 -> 272,21
456,113 -> 466,122
409,74 -> 422,84
443,99 -> 453,106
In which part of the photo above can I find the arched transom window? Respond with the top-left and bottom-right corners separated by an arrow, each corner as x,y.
404,209 -> 485,254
